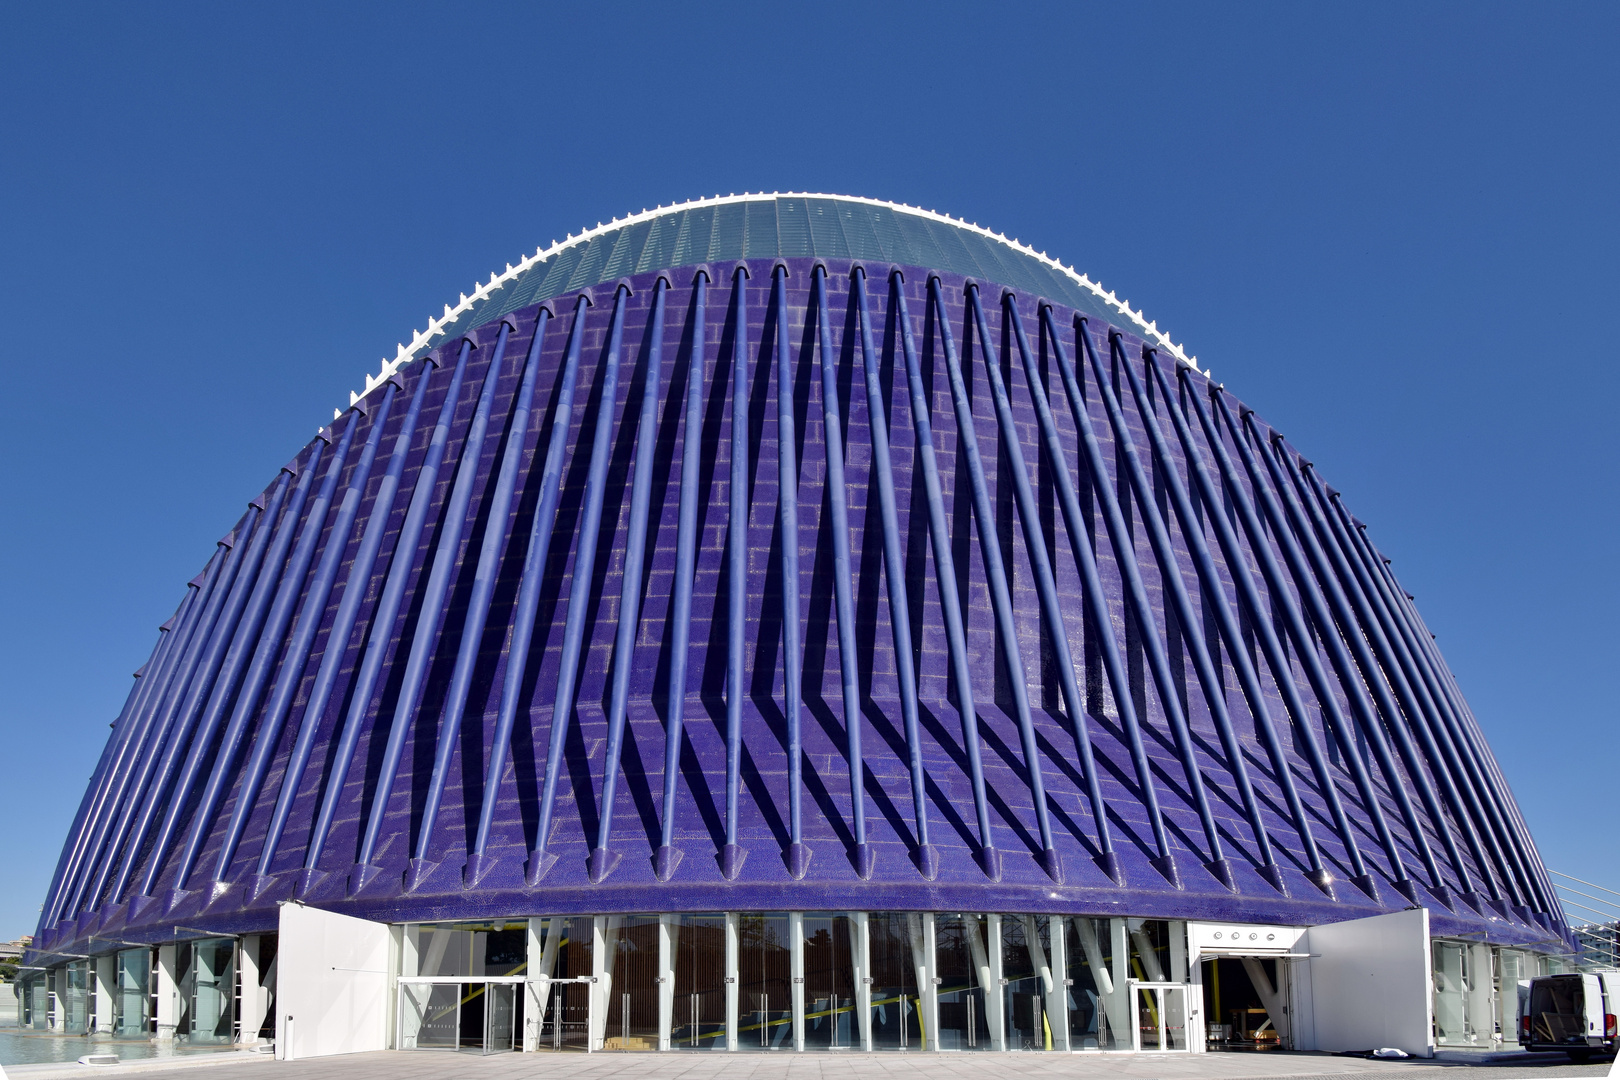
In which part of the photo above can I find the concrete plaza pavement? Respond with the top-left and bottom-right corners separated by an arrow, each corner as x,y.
5,1049 -> 1612,1080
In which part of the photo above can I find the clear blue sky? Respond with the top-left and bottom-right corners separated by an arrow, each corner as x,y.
2,2 -> 1615,940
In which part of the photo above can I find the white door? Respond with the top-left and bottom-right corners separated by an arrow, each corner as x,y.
1302,907 -> 1434,1058
275,901 -> 392,1059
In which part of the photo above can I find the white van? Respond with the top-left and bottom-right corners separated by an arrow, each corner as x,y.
1520,972 -> 1618,1062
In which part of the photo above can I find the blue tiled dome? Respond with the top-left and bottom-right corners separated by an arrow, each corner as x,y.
33,195 -> 1567,960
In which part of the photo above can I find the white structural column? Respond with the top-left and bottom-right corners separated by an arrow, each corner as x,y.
155,944 -> 178,1043
724,914 -> 739,1051
239,936 -> 266,1045
522,919 -> 541,1052
788,911 -> 805,1051
94,955 -> 115,1035
986,914 -> 1006,1051
590,917 -> 610,1051
1170,923 -> 1195,1051
657,915 -> 676,1051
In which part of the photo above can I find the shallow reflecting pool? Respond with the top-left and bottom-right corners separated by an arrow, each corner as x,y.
0,1023 -> 244,1066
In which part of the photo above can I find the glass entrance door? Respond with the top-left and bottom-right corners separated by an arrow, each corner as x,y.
934,914 -> 992,1050
483,983 -> 516,1054
671,914 -> 727,1050
738,914 -> 791,1050
535,978 -> 593,1052
1132,982 -> 1189,1051
867,913 -> 925,1050
114,949 -> 150,1037
400,983 -> 461,1049
186,939 -> 235,1044
802,914 -> 855,1049
602,916 -> 659,1050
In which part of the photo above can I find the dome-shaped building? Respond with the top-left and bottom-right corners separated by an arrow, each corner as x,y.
23,195 -> 1571,1058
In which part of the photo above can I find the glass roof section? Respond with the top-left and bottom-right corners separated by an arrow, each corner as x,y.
342,194 -> 1196,413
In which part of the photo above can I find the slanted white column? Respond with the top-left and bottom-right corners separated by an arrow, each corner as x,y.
94,955 -> 116,1034
239,937 -> 266,1046
48,967 -> 63,1031
986,914 -> 1006,1051
1048,917 -> 1070,1051
1111,917 -> 1132,1049
851,912 -> 871,1050
155,945 -> 179,1043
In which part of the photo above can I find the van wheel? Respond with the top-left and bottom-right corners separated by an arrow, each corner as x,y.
1566,1050 -> 1590,1064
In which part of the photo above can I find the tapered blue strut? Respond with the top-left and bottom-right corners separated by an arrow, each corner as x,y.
656,273 -> 706,881
1348,513 -> 1554,915
722,267 -> 750,881
894,273 -> 1000,879
304,340 -> 471,890
360,327 -> 509,892
257,373 -> 417,889
51,586 -> 196,923
593,277 -> 669,883
1199,398 -> 1389,896
165,435 -> 331,896
1304,467 -> 1532,910
965,287 -> 1113,876
412,322 -> 529,878
533,285 -> 630,877
112,483 -> 282,905
1137,354 -> 1328,891
1089,333 -> 1274,887
1354,521 -> 1558,918
1004,295 -> 1174,883
54,584 -> 198,919
1313,482 -> 1526,909
1221,410 -> 1413,900
470,300 -> 584,885
1048,311 -> 1225,882
1185,383 -> 1372,895
49,603 -> 180,920
1258,433 -> 1451,900
932,278 -> 1059,881
361,325 -> 512,888
415,307 -> 543,889
77,550 -> 231,913
851,268 -> 933,876
134,465 -> 301,901
209,403 -> 363,888
47,658 -> 157,922
771,265 -> 810,879
813,266 -> 870,878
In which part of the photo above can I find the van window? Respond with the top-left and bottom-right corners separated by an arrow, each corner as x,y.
1528,976 -> 1584,1043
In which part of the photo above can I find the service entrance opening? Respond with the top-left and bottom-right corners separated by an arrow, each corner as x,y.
1200,956 -> 1292,1050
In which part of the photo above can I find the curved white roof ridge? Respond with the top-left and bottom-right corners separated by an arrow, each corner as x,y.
337,192 -> 1205,419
